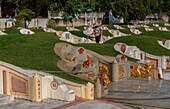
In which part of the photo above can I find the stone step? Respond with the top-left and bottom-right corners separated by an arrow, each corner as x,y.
0,94 -> 14,105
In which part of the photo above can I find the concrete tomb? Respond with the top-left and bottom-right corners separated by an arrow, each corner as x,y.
141,24 -> 149,28
108,29 -> 129,37
100,25 -> 108,30
145,28 -> 154,31
0,61 -> 75,102
66,27 -> 79,31
43,28 -> 56,32
0,30 -> 7,35
164,23 -> 170,26
56,31 -> 95,44
17,27 -> 23,29
159,27 -> 169,31
114,43 -> 143,60
157,39 -> 170,50
153,24 -> 159,27
130,29 -> 142,35
54,43 -> 113,90
20,29 -> 35,35
114,42 -> 170,74
128,25 -> 136,28
128,25 -> 141,28
114,25 -> 125,29
83,27 -> 93,36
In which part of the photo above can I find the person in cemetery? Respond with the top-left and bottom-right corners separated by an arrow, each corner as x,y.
91,22 -> 103,43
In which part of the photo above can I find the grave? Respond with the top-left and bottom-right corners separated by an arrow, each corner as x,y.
114,42 -> 170,78
100,25 -> 108,30
43,28 -> 56,32
108,29 -> 129,37
114,25 -> 125,29
141,24 -> 149,28
20,29 -> 35,35
164,23 -> 170,26
0,30 -> 7,35
145,28 -> 154,31
83,27 -> 93,36
157,39 -> 170,50
66,27 -> 79,31
153,24 -> 159,27
0,61 -> 75,103
56,31 -> 95,44
159,27 -> 169,31
130,29 -> 142,34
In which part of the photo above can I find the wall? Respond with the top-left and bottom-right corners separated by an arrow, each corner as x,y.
27,18 -> 49,28
0,18 -> 8,28
145,13 -> 169,22
49,11 -> 105,26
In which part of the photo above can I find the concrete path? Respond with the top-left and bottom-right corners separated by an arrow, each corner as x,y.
0,97 -> 130,109
103,77 -> 170,109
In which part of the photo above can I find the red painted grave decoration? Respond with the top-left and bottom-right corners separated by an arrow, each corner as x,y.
83,61 -> 90,69
51,80 -> 59,90
91,87 -> 94,97
78,48 -> 84,54
72,57 -> 76,63
37,78 -> 41,99
130,65 -> 134,70
121,55 -> 126,61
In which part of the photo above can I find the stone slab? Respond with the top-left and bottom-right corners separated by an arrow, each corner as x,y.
0,94 -> 14,105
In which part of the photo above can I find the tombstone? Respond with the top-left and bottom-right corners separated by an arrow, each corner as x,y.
61,32 -> 72,40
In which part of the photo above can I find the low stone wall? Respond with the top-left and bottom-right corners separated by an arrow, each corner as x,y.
27,18 -> 49,28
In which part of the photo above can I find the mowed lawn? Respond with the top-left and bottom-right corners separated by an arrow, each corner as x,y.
1,23 -> 169,84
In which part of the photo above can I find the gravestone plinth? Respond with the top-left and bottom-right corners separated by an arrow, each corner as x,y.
0,94 -> 14,105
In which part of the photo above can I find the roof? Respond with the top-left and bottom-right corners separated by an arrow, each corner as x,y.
7,17 -> 14,21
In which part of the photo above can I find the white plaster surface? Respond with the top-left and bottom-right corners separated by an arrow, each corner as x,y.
114,25 -> 125,29
145,28 -> 154,31
20,29 -> 35,35
164,23 -> 170,26
108,29 -> 129,37
43,28 -> 56,32
157,40 -> 170,50
159,27 -> 169,31
130,29 -> 142,35
0,30 -> 7,35
153,24 -> 159,27
66,27 -> 79,31
141,24 -> 149,28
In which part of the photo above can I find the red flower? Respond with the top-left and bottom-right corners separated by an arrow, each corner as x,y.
130,65 -> 133,69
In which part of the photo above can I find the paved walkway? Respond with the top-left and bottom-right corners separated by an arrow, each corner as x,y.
0,97 -> 130,109
103,77 -> 170,109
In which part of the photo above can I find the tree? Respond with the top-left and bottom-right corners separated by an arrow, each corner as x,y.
111,0 -> 150,23
112,0 -> 130,24
15,9 -> 35,28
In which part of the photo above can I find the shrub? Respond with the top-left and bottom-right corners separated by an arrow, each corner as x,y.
47,20 -> 56,28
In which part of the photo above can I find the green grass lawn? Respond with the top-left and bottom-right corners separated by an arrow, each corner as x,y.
52,26 -> 67,31
1,23 -> 170,84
